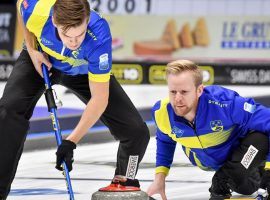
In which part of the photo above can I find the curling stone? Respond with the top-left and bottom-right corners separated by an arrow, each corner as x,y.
91,183 -> 155,200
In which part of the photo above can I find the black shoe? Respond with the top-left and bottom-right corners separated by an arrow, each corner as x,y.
256,195 -> 270,200
256,188 -> 270,200
209,171 -> 231,200
256,194 -> 269,200
112,175 -> 140,188
119,178 -> 140,188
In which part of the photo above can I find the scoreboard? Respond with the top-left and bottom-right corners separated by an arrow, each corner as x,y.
89,0 -> 269,16
90,0 -> 152,15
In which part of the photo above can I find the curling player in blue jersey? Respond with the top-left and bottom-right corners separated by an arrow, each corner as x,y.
147,60 -> 270,200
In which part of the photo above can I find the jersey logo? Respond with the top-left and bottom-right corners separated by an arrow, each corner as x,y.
210,120 -> 223,132
87,30 -> 97,41
208,99 -> 228,108
243,102 -> 256,113
41,37 -> 54,46
99,53 -> 109,70
72,48 -> 81,58
172,126 -> 184,138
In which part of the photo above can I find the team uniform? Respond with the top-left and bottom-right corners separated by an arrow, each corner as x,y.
20,0 -> 112,79
0,0 -> 149,198
153,85 -> 270,195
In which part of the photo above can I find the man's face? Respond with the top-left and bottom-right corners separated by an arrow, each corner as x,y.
55,19 -> 88,50
167,71 -> 203,118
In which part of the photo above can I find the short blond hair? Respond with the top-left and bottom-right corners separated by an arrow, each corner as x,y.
166,60 -> 203,87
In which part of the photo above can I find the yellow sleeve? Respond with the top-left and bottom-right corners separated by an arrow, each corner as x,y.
155,166 -> 170,176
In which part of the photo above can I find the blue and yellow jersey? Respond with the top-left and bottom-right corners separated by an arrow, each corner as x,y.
153,85 -> 270,176
17,0 -> 112,82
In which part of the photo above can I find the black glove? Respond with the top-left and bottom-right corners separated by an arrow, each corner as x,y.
260,170 -> 270,191
55,140 -> 76,172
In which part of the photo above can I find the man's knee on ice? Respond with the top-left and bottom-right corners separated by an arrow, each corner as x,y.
228,170 -> 260,195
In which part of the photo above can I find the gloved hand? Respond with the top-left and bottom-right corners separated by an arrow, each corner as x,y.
55,140 -> 76,172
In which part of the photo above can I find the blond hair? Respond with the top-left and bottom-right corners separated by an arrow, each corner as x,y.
53,0 -> 90,33
166,60 -> 203,87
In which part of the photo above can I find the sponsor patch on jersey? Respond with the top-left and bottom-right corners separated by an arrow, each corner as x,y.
210,120 -> 223,132
99,53 -> 109,70
41,37 -> 54,46
243,102 -> 256,113
22,0 -> 29,9
172,126 -> 184,137
241,145 -> 258,169
125,155 -> 138,179
87,30 -> 97,40
208,100 -> 228,108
